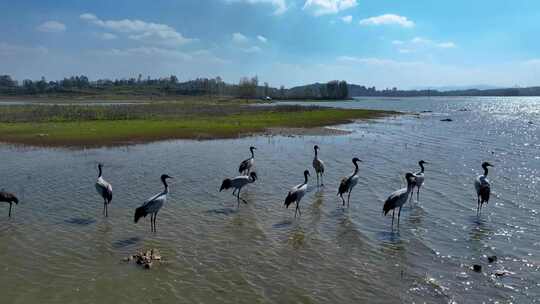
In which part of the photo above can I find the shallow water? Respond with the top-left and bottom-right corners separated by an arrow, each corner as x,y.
0,97 -> 539,303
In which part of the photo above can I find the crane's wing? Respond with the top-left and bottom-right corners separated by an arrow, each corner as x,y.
338,176 -> 350,195
238,158 -> 251,173
383,188 -> 407,215
96,178 -> 113,202
134,192 -> 166,223
0,191 -> 18,203
284,185 -> 302,208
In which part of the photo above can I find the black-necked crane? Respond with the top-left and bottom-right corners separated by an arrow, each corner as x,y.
383,172 -> 415,229
284,170 -> 310,218
239,146 -> 256,175
338,157 -> 362,207
95,163 -> 113,217
475,162 -> 493,215
1,191 -> 19,218
312,145 -> 325,187
220,172 -> 258,207
134,174 -> 173,232
409,160 -> 428,203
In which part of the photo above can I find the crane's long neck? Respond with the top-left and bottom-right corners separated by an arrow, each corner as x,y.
419,162 -> 425,173
353,161 -> 359,174
483,165 -> 489,176
303,173 -> 309,185
406,179 -> 414,192
98,166 -> 102,178
250,149 -> 255,158
314,148 -> 318,158
162,178 -> 169,193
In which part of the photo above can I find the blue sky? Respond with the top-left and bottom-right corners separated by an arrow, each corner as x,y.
1,0 -> 539,89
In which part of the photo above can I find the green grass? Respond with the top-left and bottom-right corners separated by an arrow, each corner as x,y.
0,108 -> 392,147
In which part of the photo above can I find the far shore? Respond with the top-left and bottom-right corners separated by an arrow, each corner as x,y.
0,97 -> 397,148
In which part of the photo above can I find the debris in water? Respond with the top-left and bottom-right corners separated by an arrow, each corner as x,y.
440,118 -> 453,122
472,264 -> 482,272
123,248 -> 162,269
488,255 -> 497,263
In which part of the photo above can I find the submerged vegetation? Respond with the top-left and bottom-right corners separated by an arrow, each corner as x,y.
0,99 -> 394,147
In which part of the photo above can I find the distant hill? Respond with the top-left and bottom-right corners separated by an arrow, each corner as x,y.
411,85 -> 504,92
347,84 -> 540,97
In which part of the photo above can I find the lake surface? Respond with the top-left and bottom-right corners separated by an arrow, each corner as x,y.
1,97 -> 539,303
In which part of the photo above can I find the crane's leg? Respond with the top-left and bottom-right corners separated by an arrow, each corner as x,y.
391,210 -> 395,228
409,191 -> 414,204
232,188 -> 237,196
397,207 -> 402,226
316,174 -> 319,187
150,214 -> 154,232
340,194 -> 345,206
154,212 -> 158,233
321,174 -> 324,187
347,188 -> 354,208
417,186 -> 421,202
477,197 -> 480,215
9,203 -> 12,218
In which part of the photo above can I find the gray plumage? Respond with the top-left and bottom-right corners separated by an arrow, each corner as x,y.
337,157 -> 362,207
134,174 -> 173,232
475,162 -> 493,215
284,170 -> 310,218
312,145 -> 325,187
239,146 -> 256,175
383,172 -> 415,229
0,191 -> 19,218
95,163 -> 113,217
220,172 -> 258,207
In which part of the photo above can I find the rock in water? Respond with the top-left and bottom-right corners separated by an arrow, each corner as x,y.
473,264 -> 482,272
488,255 -> 497,263
123,248 -> 162,270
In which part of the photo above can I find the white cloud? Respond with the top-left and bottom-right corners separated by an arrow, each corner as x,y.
359,14 -> 414,28
100,33 -> 117,40
224,0 -> 288,15
37,21 -> 66,33
436,42 -> 456,49
80,13 -> 194,46
232,32 -> 249,43
341,15 -> 353,23
303,0 -> 357,16
336,56 -> 421,67
242,46 -> 262,53
411,36 -> 430,44
391,37 -> 457,53
0,42 -> 48,55
257,35 -> 268,43
100,47 -> 230,64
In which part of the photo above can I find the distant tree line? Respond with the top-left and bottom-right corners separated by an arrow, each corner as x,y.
2,74 -> 538,98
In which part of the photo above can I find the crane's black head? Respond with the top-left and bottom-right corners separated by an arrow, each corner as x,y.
161,174 -> 173,180
352,157 -> 362,163
304,170 -> 310,177
250,146 -> 256,151
98,163 -> 103,169
314,145 -> 320,150
419,160 -> 428,165
250,172 -> 258,180
482,162 -> 493,168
